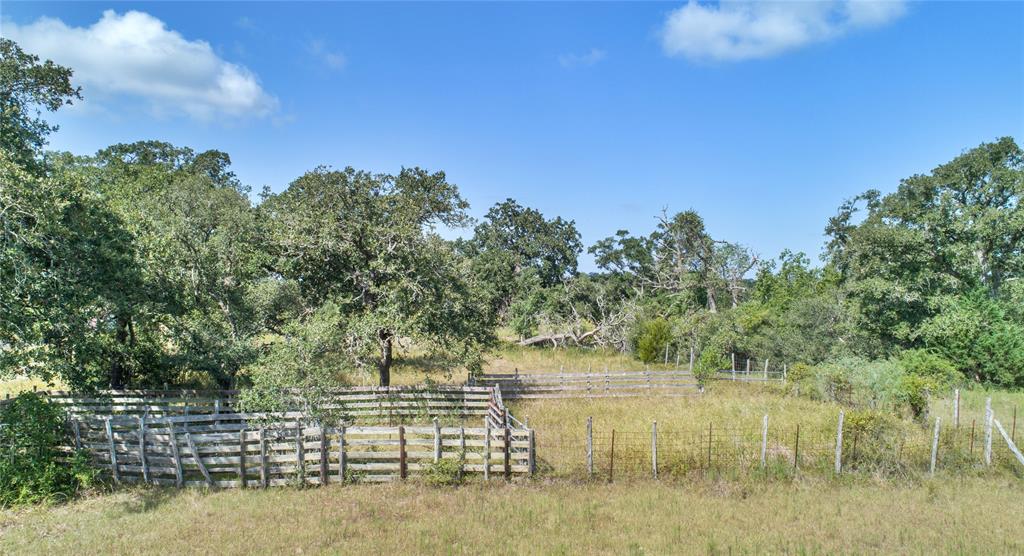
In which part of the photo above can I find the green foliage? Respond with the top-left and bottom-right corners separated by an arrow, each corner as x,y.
422,456 -> 465,487
0,393 -> 96,506
694,348 -> 728,387
0,38 -> 81,172
634,319 -> 672,363
237,302 -> 352,422
260,166 -> 495,386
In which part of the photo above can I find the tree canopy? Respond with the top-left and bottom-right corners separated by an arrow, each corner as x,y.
2,37 -> 1023,392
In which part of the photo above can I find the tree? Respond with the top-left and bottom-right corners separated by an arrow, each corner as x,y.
0,38 -> 81,173
262,166 -> 494,386
651,210 -> 720,312
826,138 -> 1024,385
1,39 -> 141,390
467,199 -> 582,317
88,142 -> 268,387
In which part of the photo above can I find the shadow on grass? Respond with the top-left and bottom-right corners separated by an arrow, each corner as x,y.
118,486 -> 187,515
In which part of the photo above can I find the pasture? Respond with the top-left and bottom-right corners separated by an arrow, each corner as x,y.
2,478 -> 1021,554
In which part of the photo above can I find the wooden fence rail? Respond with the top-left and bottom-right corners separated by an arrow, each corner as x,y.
473,370 -> 701,399
39,386 -> 498,424
73,412 -> 533,487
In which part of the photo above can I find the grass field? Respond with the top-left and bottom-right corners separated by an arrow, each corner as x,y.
2,478 -> 1021,554
3,346 -> 1022,554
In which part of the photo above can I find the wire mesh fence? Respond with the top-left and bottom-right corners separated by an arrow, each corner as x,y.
532,413 -> 1024,481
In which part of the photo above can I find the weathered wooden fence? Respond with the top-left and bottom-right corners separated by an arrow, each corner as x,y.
472,370 -> 701,399
40,386 -> 500,425
71,412 -> 534,486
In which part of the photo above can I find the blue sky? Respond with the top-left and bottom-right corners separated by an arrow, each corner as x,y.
4,2 -> 1023,271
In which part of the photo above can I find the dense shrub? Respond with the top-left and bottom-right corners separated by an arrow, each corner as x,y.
694,349 -> 729,389
0,393 -> 97,506
634,319 -> 673,363
894,350 -> 959,419
422,456 -> 465,486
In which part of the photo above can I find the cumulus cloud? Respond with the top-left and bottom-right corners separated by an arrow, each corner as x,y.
660,1 -> 906,62
4,10 -> 278,119
559,48 -> 607,68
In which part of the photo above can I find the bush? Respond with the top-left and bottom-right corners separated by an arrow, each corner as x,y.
0,393 -> 97,506
422,456 -> 465,486
694,349 -> 729,389
895,349 -> 959,419
634,319 -> 672,363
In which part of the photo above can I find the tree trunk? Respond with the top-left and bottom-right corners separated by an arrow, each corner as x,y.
377,329 -> 393,387
707,287 -> 718,313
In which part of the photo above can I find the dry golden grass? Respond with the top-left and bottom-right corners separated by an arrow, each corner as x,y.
2,478 -> 1021,555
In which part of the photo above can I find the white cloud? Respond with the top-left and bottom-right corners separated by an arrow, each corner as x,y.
559,48 -> 607,68
660,1 -> 906,62
4,10 -> 278,119
308,39 -> 347,71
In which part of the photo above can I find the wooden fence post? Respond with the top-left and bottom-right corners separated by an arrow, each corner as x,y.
105,418 -> 120,484
296,423 -> 305,484
72,420 -> 81,452
459,426 -> 466,474
586,416 -> 594,477
319,426 -> 329,485
760,414 -> 769,468
168,425 -> 183,488
793,424 -> 800,470
707,422 -> 713,469
731,353 -> 736,381
399,425 -> 407,480
954,389 -> 960,428
835,410 -> 845,475
763,359 -> 769,380
238,428 -> 247,488
689,346 -> 695,372
138,415 -> 150,484
503,427 -> 512,480
609,429 -> 616,483
483,423 -> 491,481
664,344 -> 669,365
651,421 -> 658,479
259,428 -> 268,488
930,417 -> 941,476
433,417 -> 442,463
337,426 -> 347,483
984,398 -> 993,466
528,428 -> 536,475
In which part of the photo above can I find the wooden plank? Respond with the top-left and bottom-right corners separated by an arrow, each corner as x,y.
503,427 -> 511,480
319,427 -> 329,485
238,427 -> 247,488
433,418 -> 441,463
483,423 -> 490,481
338,426 -> 347,482
260,428 -> 268,489
295,422 -> 306,485
528,428 -> 536,475
185,431 -> 213,486
139,415 -> 150,483
399,426 -> 407,480
168,425 -> 183,487
105,418 -> 120,484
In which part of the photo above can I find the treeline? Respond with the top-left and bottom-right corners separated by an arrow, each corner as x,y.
3,39 -> 1023,395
